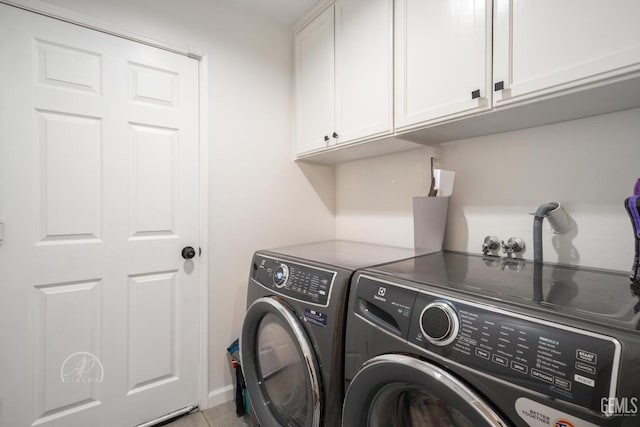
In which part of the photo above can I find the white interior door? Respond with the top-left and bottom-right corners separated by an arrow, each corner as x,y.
0,5 -> 201,427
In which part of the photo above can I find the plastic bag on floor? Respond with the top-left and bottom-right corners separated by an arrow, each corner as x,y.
227,338 -> 247,417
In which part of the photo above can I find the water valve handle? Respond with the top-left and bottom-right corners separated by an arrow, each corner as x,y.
501,238 -> 525,256
482,236 -> 500,255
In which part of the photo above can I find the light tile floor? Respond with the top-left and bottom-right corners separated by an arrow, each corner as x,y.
162,402 -> 252,427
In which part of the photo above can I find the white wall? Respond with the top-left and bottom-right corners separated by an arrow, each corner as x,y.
336,141 -> 439,247
337,108 -> 640,271
39,0 -> 336,405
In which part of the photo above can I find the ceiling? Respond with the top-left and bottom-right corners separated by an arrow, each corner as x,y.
229,0 -> 320,25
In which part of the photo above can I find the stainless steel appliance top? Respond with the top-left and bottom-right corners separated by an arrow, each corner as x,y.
267,240 -> 424,270
368,251 -> 640,330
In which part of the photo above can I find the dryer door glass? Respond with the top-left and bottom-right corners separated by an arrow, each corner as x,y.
256,312 -> 308,426
240,297 -> 321,427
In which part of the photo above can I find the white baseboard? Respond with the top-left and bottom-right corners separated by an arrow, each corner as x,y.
204,384 -> 235,410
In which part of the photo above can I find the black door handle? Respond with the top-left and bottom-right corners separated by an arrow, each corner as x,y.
182,246 -> 196,260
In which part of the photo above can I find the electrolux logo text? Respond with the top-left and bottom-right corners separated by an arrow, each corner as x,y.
374,286 -> 387,302
601,397 -> 639,416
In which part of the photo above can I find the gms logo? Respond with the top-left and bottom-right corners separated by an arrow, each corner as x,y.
601,397 -> 639,416
554,420 -> 575,427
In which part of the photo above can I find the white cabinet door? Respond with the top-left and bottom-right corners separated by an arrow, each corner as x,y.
395,0 -> 491,130
335,0 -> 393,144
494,0 -> 640,106
295,5 -> 335,154
0,5 -> 200,427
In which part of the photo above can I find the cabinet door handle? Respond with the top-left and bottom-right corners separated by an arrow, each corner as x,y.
332,132 -> 338,139
494,81 -> 504,91
471,89 -> 481,100
324,135 -> 329,142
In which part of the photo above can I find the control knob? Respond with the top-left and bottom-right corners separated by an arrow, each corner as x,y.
420,302 -> 459,346
273,264 -> 289,288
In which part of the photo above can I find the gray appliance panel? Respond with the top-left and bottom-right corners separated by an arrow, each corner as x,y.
267,240 -> 421,270
252,254 -> 336,307
355,275 -> 621,415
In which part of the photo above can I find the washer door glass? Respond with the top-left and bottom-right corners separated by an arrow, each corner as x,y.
256,312 -> 309,426
369,384 -> 474,427
343,354 -> 507,427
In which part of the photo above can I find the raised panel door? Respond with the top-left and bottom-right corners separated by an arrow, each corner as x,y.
295,5 -> 335,155
0,5 -> 200,427
395,0 -> 491,130
335,0 -> 393,144
493,0 -> 640,106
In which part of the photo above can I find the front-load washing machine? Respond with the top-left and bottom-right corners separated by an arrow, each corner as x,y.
240,240 -> 420,427
342,251 -> 640,427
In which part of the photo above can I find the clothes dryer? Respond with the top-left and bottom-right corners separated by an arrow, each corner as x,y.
240,240 -> 419,427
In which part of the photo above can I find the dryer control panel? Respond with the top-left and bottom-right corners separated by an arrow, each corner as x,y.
355,276 -> 621,415
252,254 -> 336,306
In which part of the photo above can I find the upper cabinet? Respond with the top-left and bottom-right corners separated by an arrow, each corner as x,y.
295,5 -> 335,154
294,0 -> 640,164
395,0 -> 491,131
335,0 -> 393,144
493,0 -> 640,107
295,0 -> 393,156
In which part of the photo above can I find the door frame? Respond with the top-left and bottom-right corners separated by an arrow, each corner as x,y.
0,0 -> 210,410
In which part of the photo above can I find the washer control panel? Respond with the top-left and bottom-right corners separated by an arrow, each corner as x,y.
407,291 -> 620,413
252,254 -> 336,306
354,276 -> 621,414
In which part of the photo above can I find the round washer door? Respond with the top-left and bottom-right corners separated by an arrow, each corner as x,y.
240,297 -> 321,427
342,354 -> 508,427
